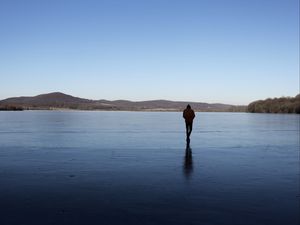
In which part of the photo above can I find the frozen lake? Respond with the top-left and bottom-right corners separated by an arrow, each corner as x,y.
0,111 -> 299,225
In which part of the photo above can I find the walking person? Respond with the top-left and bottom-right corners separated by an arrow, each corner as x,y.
183,104 -> 195,146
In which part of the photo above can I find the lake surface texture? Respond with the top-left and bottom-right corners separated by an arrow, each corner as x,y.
0,111 -> 299,225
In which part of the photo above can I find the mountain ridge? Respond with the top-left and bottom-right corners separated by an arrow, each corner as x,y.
0,92 -> 245,112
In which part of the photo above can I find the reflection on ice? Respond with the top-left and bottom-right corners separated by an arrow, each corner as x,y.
183,145 -> 193,179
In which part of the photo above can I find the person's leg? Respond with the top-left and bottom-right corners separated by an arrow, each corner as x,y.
188,123 -> 193,137
187,124 -> 191,146
186,123 -> 191,137
185,122 -> 189,139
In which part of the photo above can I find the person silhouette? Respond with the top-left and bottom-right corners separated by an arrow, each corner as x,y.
183,104 -> 195,146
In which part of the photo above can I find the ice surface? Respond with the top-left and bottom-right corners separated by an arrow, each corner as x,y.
0,111 -> 299,225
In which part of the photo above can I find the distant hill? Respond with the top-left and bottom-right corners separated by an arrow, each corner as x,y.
247,94 -> 300,114
0,92 -> 245,112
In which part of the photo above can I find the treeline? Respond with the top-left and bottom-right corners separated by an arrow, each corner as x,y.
0,105 -> 23,111
227,105 -> 247,112
247,94 -> 300,114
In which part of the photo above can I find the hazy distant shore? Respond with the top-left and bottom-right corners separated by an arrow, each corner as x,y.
0,108 -> 245,112
1,92 -> 299,113
0,92 -> 246,112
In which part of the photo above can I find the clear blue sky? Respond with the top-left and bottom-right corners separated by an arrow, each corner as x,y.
0,0 -> 299,104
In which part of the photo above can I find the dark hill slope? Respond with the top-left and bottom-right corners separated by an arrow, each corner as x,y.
1,92 -> 91,105
247,94 -> 300,114
0,92 -> 242,111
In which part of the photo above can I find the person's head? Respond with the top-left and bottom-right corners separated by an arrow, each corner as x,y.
187,104 -> 191,109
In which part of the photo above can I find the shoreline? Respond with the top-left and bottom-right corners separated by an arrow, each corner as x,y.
1,109 -> 299,114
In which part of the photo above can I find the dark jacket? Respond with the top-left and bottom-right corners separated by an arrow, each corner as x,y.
183,108 -> 195,123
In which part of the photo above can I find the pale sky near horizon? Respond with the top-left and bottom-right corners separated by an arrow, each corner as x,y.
0,0 -> 299,105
